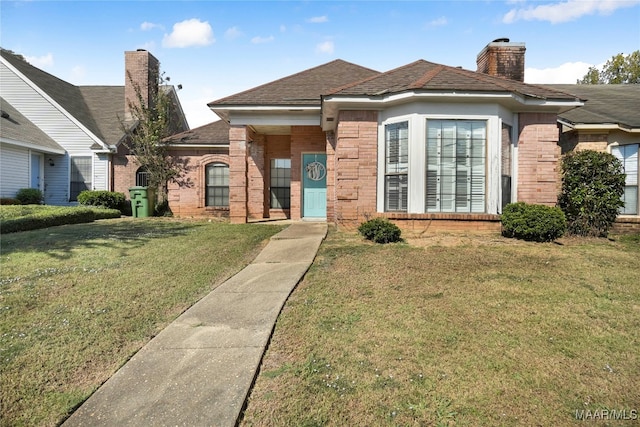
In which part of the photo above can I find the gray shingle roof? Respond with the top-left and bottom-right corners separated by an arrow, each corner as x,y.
208,59 -> 380,107
329,60 -> 580,101
166,119 -> 230,145
546,84 -> 640,129
0,97 -> 65,152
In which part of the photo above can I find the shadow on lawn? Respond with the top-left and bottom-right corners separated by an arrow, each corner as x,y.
0,219 -> 203,260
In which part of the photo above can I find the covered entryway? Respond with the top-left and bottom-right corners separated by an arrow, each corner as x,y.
302,153 -> 327,219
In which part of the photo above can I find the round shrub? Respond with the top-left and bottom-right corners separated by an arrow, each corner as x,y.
15,188 -> 43,205
558,150 -> 625,237
358,218 -> 402,244
77,190 -> 125,211
502,202 -> 566,242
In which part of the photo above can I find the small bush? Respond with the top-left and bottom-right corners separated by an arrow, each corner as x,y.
558,150 -> 625,237
15,188 -> 43,205
1,198 -> 20,205
358,218 -> 402,244
77,190 -> 125,211
0,206 -> 121,234
502,202 -> 566,242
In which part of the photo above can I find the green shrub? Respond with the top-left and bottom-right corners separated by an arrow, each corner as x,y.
0,198 -> 20,205
502,202 -> 566,242
77,190 -> 125,211
0,206 -> 121,234
358,218 -> 402,244
15,188 -> 43,205
558,150 -> 625,237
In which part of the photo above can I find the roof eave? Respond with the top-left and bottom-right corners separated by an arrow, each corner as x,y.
559,119 -> 640,134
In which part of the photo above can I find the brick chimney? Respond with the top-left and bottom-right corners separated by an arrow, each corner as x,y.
124,49 -> 160,121
476,38 -> 526,82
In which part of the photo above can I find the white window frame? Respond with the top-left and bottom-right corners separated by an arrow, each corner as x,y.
69,155 -> 92,202
377,110 -> 502,214
611,143 -> 639,215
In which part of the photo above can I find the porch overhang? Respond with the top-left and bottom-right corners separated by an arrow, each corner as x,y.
209,105 -> 321,135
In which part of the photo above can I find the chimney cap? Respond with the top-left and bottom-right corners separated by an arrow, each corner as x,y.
492,37 -> 510,43
136,48 -> 147,52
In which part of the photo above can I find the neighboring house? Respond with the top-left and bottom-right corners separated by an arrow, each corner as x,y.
0,49 -> 188,204
1,97 -> 66,199
183,39 -> 583,231
549,84 -> 640,218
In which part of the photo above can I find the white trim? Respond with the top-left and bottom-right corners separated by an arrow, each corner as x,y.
558,119 -> 640,134
511,113 -> 519,206
1,56 -> 111,151
0,137 -> 66,155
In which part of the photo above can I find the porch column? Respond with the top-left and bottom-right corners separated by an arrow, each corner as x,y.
229,125 -> 248,223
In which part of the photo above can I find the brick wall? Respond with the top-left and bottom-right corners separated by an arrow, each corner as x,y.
476,41 -> 526,82
112,143 -> 139,196
167,149 -> 229,217
290,126 -> 327,219
247,132 -> 266,219
517,112 -> 561,206
333,110 -> 378,226
559,130 -> 608,154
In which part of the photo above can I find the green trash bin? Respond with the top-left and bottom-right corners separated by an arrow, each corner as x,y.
128,186 -> 156,218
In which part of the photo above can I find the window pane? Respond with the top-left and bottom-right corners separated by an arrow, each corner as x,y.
621,186 -> 638,215
70,157 -> 91,201
385,174 -> 407,211
385,122 -> 408,212
270,158 -> 291,209
612,145 -> 639,214
426,120 -> 486,213
205,163 -> 229,207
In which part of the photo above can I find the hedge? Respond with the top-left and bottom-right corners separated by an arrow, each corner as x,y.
0,206 -> 121,234
77,190 -> 126,211
501,202 -> 566,242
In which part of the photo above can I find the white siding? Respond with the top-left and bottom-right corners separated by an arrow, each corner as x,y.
0,143 -> 29,198
1,59 -> 114,205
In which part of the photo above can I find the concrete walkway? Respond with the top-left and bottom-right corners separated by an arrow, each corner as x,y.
63,222 -> 327,427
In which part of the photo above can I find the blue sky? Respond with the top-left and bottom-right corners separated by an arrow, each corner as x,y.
2,0 -> 639,128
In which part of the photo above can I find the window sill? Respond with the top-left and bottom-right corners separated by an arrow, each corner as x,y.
382,212 -> 501,221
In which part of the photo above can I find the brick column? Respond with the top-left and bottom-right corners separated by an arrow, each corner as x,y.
247,132 -> 266,219
517,113 -> 561,206
229,125 -> 248,223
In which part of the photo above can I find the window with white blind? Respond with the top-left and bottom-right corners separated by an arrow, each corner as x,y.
612,144 -> 638,215
136,167 -> 150,187
270,159 -> 291,209
426,120 -> 486,213
70,156 -> 92,201
385,121 -> 409,211
205,163 -> 229,207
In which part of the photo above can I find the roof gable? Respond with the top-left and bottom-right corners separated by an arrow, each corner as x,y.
208,59 -> 380,107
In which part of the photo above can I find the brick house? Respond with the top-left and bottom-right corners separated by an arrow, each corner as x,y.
0,48 -> 188,203
168,39 -> 582,232
550,84 -> 640,232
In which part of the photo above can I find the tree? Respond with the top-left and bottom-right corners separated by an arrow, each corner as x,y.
120,70 -> 186,213
578,51 -> 640,84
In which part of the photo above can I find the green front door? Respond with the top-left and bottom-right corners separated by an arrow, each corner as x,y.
302,154 -> 327,218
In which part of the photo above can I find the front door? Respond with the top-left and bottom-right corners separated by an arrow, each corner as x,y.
30,153 -> 42,190
302,153 -> 327,218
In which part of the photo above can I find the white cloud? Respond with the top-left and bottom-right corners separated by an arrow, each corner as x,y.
426,16 -> 448,28
503,0 -> 640,24
525,61 -> 595,83
251,35 -> 274,44
225,26 -> 243,40
307,15 -> 328,23
162,19 -> 214,48
316,40 -> 334,54
141,21 -> 162,31
280,25 -> 287,33
25,53 -> 53,68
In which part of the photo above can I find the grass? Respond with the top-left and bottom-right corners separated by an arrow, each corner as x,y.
241,230 -> 640,426
0,218 -> 283,427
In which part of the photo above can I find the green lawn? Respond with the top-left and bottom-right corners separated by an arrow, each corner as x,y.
241,231 -> 640,426
0,218 -> 283,427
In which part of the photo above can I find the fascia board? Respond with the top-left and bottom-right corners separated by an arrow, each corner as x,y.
1,57 -> 111,151
0,138 -> 66,154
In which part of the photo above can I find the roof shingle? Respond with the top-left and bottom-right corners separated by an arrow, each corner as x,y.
0,97 -> 65,152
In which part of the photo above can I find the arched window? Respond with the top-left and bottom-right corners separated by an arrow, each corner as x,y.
205,163 -> 229,207
136,167 -> 150,187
